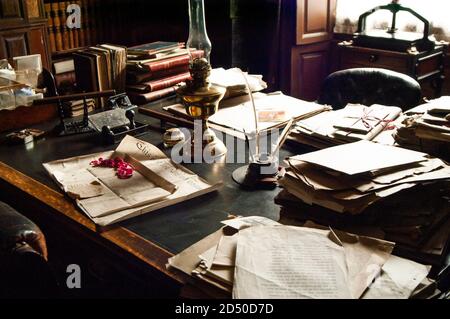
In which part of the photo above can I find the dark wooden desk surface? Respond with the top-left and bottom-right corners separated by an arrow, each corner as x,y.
0,113 -> 295,295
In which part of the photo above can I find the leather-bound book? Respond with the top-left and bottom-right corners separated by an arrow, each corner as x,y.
127,86 -> 179,105
81,0 -> 91,46
51,2 -> 63,51
45,2 -> 56,52
76,0 -> 85,47
126,72 -> 191,93
88,0 -> 97,45
73,52 -> 99,94
135,50 -> 203,72
126,65 -> 189,84
74,28 -> 80,48
58,2 -> 70,49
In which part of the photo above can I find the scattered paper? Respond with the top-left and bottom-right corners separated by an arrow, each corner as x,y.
362,255 -> 431,299
65,181 -> 105,199
292,140 -> 427,176
221,216 -> 280,230
233,226 -> 352,299
212,235 -> 238,267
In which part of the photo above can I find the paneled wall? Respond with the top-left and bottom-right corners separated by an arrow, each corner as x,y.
279,0 -> 337,100
0,0 -> 51,69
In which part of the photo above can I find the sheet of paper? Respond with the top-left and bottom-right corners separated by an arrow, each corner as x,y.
221,216 -> 280,230
212,235 -> 238,267
168,228 -> 224,276
209,68 -> 267,94
233,226 -> 352,299
362,255 -> 430,299
291,140 -> 427,176
65,181 -> 105,199
89,175 -> 222,226
198,245 -> 234,286
114,134 -> 166,161
332,229 -> 395,298
287,160 -> 356,191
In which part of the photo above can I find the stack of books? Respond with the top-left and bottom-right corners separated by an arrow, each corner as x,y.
62,98 -> 95,118
288,104 -> 402,149
395,97 -> 450,159
73,44 -> 127,106
126,41 -> 203,105
276,141 -> 450,264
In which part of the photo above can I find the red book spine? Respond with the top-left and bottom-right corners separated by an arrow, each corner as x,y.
128,86 -> 178,105
141,50 -> 203,72
127,72 -> 191,92
146,72 -> 191,92
127,65 -> 189,84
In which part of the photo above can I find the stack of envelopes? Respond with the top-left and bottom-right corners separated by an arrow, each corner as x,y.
276,140 -> 450,263
395,97 -> 450,160
289,104 -> 402,149
168,216 -> 434,299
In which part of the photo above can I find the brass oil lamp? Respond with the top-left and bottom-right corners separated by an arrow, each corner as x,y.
176,58 -> 227,162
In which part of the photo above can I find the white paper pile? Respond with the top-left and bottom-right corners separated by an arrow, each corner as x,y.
209,67 -> 267,99
164,92 -> 329,139
167,216 -> 432,299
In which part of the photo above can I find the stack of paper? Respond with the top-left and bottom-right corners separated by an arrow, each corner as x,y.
168,216 -> 433,299
209,68 -> 267,99
395,97 -> 450,159
164,92 -> 329,139
289,104 -> 402,149
43,135 -> 221,226
276,141 -> 450,261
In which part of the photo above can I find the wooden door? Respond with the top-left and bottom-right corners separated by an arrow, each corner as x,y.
296,0 -> 336,45
288,0 -> 336,100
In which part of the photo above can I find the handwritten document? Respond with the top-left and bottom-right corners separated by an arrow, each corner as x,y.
43,135 -> 221,225
233,226 -> 352,299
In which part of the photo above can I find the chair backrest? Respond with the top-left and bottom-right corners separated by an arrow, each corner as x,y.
317,68 -> 422,111
0,201 -> 57,297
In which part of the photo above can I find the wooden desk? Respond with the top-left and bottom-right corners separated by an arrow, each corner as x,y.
0,114 -> 294,297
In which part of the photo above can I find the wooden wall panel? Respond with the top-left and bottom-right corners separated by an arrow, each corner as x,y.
291,42 -> 330,100
296,0 -> 336,45
0,30 -> 28,59
28,26 -> 50,68
0,0 -> 23,19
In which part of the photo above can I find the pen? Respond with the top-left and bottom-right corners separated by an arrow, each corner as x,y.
270,118 -> 295,159
243,129 -> 255,162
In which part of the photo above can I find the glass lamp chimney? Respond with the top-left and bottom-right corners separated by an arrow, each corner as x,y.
187,0 -> 212,63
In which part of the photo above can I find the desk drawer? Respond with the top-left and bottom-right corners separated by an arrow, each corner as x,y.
340,48 -> 409,74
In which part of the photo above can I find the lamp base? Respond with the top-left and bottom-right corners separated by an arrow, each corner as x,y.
184,128 -> 227,163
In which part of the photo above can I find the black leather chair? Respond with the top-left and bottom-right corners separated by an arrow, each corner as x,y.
317,68 -> 422,111
0,201 -> 57,298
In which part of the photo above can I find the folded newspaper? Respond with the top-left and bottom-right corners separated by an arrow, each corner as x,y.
43,135 -> 222,226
